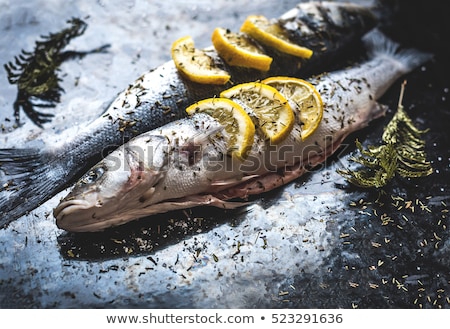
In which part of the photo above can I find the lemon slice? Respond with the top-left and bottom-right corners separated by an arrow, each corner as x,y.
171,36 -> 231,85
240,15 -> 313,59
211,27 -> 273,71
220,82 -> 294,144
186,98 -> 255,160
263,77 -> 323,141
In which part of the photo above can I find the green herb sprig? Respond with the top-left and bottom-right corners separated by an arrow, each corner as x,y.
4,17 -> 110,128
338,81 -> 433,188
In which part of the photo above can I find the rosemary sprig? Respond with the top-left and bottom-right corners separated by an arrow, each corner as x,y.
337,81 -> 433,188
4,18 -> 110,128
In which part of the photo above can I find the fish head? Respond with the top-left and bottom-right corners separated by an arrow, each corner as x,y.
54,134 -> 170,232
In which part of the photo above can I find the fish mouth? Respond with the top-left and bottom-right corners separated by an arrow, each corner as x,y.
54,199 -> 98,231
54,199 -> 92,218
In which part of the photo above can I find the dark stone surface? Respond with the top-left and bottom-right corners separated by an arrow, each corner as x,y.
0,0 -> 448,308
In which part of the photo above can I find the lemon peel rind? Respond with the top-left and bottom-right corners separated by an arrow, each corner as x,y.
220,82 -> 295,144
171,36 -> 231,85
211,28 -> 273,71
240,15 -> 313,59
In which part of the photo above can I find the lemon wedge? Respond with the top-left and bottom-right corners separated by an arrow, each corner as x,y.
185,98 -> 255,160
240,15 -> 313,59
220,82 -> 294,144
171,36 -> 231,85
263,77 -> 323,141
211,27 -> 273,71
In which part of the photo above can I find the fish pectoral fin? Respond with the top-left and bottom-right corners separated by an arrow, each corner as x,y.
209,174 -> 260,192
142,194 -> 249,214
347,102 -> 388,132
213,164 -> 310,201
180,194 -> 249,209
370,102 -> 388,121
180,126 -> 226,166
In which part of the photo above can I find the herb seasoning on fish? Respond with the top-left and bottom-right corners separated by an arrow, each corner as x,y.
54,30 -> 432,232
0,2 -> 376,228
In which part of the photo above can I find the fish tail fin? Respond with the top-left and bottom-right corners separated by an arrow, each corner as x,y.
363,28 -> 433,72
0,148 -> 66,228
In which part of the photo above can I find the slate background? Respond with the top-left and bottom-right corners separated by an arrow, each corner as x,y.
0,0 -> 448,308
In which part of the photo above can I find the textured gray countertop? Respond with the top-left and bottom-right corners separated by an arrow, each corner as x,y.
0,0 -> 448,308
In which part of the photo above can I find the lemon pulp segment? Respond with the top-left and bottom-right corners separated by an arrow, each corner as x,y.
212,27 -> 273,71
220,82 -> 295,144
171,36 -> 230,85
185,98 -> 255,160
240,15 -> 313,59
263,76 -> 323,140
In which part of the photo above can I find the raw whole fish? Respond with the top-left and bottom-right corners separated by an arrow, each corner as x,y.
0,1 -> 376,228
54,30 -> 432,232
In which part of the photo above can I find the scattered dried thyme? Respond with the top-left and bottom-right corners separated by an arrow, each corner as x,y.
338,81 -> 433,188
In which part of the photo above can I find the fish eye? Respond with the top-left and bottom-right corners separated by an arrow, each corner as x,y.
80,166 -> 105,185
